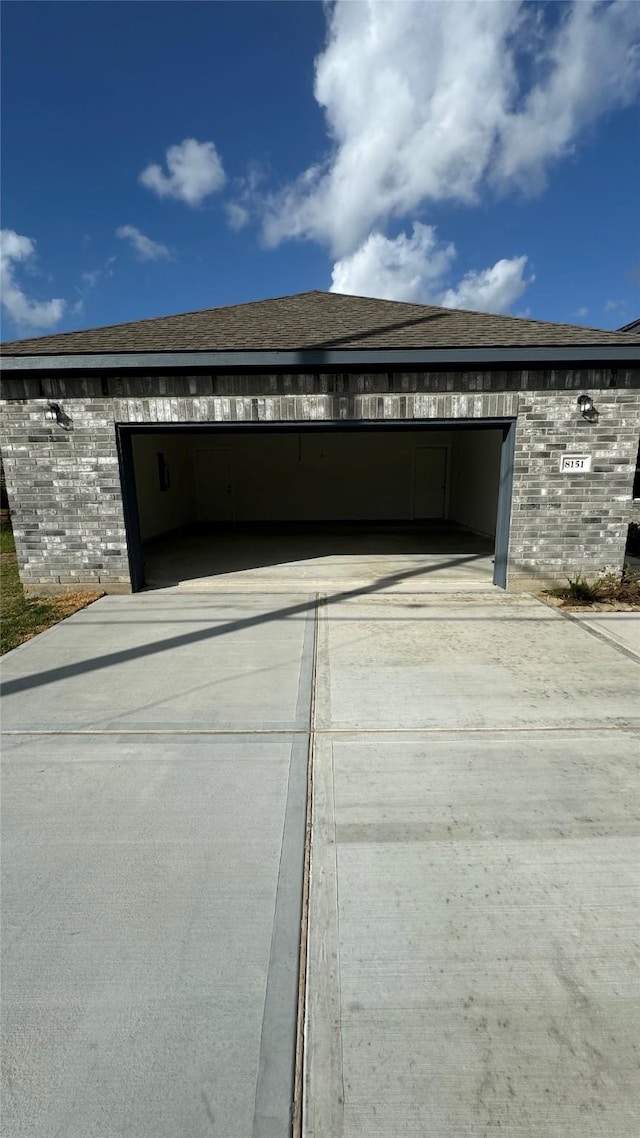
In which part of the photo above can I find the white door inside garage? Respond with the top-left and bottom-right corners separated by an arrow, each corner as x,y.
128,426 -> 505,591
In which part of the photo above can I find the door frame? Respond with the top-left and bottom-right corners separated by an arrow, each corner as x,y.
116,418 -> 516,591
411,445 -> 449,520
493,419 -> 517,589
115,427 -> 145,593
195,447 -> 234,523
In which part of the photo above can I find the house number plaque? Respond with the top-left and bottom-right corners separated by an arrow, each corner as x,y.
560,454 -> 592,472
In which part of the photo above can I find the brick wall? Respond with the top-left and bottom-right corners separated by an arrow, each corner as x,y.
1,399 -> 130,590
509,390 -> 640,584
1,368 -> 638,592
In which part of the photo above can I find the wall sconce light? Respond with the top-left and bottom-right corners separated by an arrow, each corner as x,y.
577,393 -> 598,422
45,402 -> 72,428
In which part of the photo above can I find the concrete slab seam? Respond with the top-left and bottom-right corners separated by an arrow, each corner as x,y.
293,595 -> 320,1138
534,597 -> 640,665
251,735 -> 310,1138
3,725 -> 639,739
252,604 -> 317,1137
302,604 -> 345,1138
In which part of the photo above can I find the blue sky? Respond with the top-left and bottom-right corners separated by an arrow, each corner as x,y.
1,0 -> 639,340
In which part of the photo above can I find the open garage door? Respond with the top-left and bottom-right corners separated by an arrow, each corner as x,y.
118,422 -> 514,591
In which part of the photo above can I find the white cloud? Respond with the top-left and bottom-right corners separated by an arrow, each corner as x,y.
224,164 -> 268,232
574,306 -> 589,318
224,201 -> 250,231
331,223 -> 454,303
71,255 -> 117,317
263,0 -> 640,257
0,230 -> 65,331
495,1 -> 640,191
81,268 -> 102,288
440,256 -> 531,313
140,138 -> 225,206
605,298 -> 625,312
116,225 -> 170,261
330,224 -> 532,314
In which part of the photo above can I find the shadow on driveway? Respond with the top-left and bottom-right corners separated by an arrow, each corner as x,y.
1,553 -> 490,697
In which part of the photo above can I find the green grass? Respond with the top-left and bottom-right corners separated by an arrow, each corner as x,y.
0,523 -> 15,556
565,575 -> 601,604
546,566 -> 640,608
1,522 -> 103,655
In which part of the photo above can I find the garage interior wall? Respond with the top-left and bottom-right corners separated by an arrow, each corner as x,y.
449,430 -> 503,537
132,428 -> 503,540
193,430 -> 454,523
132,433 -> 197,540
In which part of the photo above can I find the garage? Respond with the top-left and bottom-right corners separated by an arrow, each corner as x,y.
120,423 -> 509,591
4,292 -> 636,594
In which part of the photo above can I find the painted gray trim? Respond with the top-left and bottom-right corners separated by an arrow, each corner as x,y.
115,427 -> 144,592
2,344 -> 639,371
493,421 -> 516,589
121,418 -> 515,434
117,418 -> 514,595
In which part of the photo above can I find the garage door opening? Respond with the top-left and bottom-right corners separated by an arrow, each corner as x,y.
118,423 -> 514,592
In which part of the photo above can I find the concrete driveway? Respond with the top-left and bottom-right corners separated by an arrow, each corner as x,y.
305,592 -> 640,1138
2,586 -> 639,1137
1,593 -> 315,1138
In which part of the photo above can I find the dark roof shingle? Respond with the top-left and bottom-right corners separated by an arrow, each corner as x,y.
2,290 -> 639,355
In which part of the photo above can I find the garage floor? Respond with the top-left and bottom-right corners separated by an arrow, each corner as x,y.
2,588 -> 639,1137
142,522 -> 496,591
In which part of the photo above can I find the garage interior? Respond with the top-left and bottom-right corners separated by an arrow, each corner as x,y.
127,427 -> 505,590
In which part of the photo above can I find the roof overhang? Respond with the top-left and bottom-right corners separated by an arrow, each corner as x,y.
1,345 -> 639,372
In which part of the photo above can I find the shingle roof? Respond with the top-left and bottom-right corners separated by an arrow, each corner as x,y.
2,290 -> 639,355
